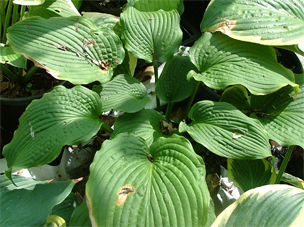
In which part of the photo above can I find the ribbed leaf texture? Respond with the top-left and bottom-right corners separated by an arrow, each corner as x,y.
130,0 -> 184,14
3,85 -> 103,176
212,185 -> 304,226
86,134 -> 211,227
201,0 -> 304,46
189,32 -> 299,95
179,100 -> 271,159
120,7 -> 182,63
7,16 -> 124,84
100,74 -> 150,113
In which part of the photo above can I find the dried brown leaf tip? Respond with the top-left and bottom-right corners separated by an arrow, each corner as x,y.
116,185 -> 134,205
91,59 -> 111,70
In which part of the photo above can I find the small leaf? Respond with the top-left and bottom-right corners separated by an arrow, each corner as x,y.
86,133 -> 211,227
220,85 -> 251,112
7,16 -> 124,84
280,172 -> 304,190
179,100 -> 271,159
201,0 -> 304,46
228,158 -> 276,192
120,7 -> 182,63
111,109 -> 165,146
69,198 -> 91,227
3,85 -> 103,173
0,44 -> 26,68
100,74 -> 150,113
156,55 -> 197,103
189,32 -> 299,95
211,185 -> 304,227
0,175 -> 77,226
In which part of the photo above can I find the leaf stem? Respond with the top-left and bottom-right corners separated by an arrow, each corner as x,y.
152,58 -> 161,111
23,65 -> 38,83
0,64 -> 18,82
101,122 -> 113,134
165,102 -> 174,122
275,145 -> 294,184
2,0 -> 13,44
183,81 -> 200,120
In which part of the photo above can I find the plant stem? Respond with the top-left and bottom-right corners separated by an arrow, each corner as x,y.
12,3 -> 20,25
23,65 -> 38,83
183,81 -> 200,120
165,102 -> 174,122
0,64 -> 18,82
101,122 -> 113,134
152,58 -> 161,111
275,145 -> 294,184
2,0 -> 13,44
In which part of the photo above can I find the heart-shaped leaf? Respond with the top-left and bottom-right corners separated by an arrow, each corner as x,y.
7,16 -> 125,84
201,0 -> 304,46
100,74 -> 150,113
189,32 -> 299,95
156,55 -> 197,103
86,133 -> 211,227
179,100 -> 271,159
129,0 -> 184,14
0,175 -> 78,226
227,158 -> 276,192
211,185 -> 304,227
3,85 -> 103,178
111,109 -> 165,147
120,7 -> 183,63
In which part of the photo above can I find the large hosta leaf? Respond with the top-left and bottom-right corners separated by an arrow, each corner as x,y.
0,175 -> 78,226
7,16 -> 124,84
188,32 -> 299,95
86,134 -> 211,227
100,74 -> 150,113
201,0 -> 304,46
3,85 -> 103,178
211,185 -> 304,227
111,109 -> 165,147
179,101 -> 271,159
156,55 -> 197,103
227,158 -> 276,192
120,7 -> 182,63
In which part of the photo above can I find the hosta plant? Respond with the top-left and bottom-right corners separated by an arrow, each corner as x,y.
2,0 -> 304,226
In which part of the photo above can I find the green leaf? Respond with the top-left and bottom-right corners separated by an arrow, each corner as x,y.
201,0 -> 304,46
13,0 -> 44,5
0,174 -> 47,192
211,185 -> 304,227
0,44 -> 26,68
86,133 -> 211,227
45,215 -> 66,227
129,0 -> 184,14
155,55 -> 197,103
100,74 -> 150,113
111,109 -> 165,147
179,100 -> 271,159
280,172 -> 304,190
120,7 -> 182,63
3,85 -> 103,174
0,175 -> 77,226
7,16 -> 125,85
25,0 -> 80,19
220,85 -> 250,112
227,158 -> 276,192
189,32 -> 299,95
69,198 -> 91,227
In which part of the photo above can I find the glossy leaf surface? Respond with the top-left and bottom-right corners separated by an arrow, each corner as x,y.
86,134 -> 211,226
7,16 -> 124,84
3,86 -> 103,175
120,7 -> 182,63
201,0 -> 304,46
179,101 -> 271,159
189,32 -> 299,95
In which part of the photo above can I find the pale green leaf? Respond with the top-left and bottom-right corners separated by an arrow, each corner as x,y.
13,0 -> 44,5
111,109 -> 165,147
281,172 -> 304,190
202,0 -> 304,46
156,55 -> 197,103
211,185 -> 304,227
0,175 -> 77,226
179,100 -> 271,159
227,158 -> 276,192
129,0 -> 184,14
86,133 -> 211,226
100,74 -> 150,113
189,32 -> 299,95
7,16 -> 124,84
120,7 -> 182,63
3,85 -> 103,173
0,44 -> 26,68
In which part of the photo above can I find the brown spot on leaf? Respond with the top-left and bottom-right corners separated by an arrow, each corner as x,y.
82,38 -> 97,51
116,185 -> 134,205
205,19 -> 237,35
